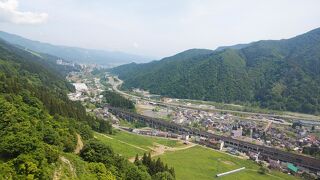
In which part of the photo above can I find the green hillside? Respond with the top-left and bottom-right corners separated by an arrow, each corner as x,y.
111,28 -> 320,114
0,39 -> 173,179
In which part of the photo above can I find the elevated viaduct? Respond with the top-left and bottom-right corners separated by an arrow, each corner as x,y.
108,106 -> 320,172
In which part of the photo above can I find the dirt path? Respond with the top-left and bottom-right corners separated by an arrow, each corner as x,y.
53,167 -> 61,180
118,139 -> 149,151
53,133 -> 82,179
151,142 -> 196,157
264,121 -> 272,132
110,75 -> 311,124
97,133 -> 114,139
60,156 -> 76,177
53,156 -> 76,180
74,133 -> 84,154
128,142 -> 196,162
98,133 -> 148,151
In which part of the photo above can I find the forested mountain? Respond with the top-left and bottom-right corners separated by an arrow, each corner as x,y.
0,31 -> 151,67
0,39 -> 174,179
111,28 -> 320,114
215,43 -> 251,51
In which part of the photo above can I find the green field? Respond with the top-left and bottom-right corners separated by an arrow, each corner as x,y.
156,146 -> 298,180
94,130 -> 184,158
95,130 -> 298,180
119,119 -> 134,128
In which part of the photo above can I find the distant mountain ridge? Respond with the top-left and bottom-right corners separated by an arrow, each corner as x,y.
0,31 -> 151,67
111,28 -> 320,114
215,43 -> 251,51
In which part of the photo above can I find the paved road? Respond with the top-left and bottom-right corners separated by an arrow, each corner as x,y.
107,75 -> 317,124
107,76 -> 287,124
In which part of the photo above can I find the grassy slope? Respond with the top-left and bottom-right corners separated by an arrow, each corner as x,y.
94,130 -> 183,158
157,146 -> 297,180
61,153 -> 98,180
95,130 -> 297,180
119,119 -> 136,128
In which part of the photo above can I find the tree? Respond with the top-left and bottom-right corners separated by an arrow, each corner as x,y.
44,145 -> 59,163
153,171 -> 175,180
169,167 -> 175,178
134,154 -> 140,165
13,154 -> 41,179
88,163 -> 116,180
80,140 -> 114,164
258,162 -> 269,175
155,158 -> 164,173
0,163 -> 15,180
147,153 -> 152,167
125,165 -> 151,180
142,153 -> 147,165
98,119 -> 113,134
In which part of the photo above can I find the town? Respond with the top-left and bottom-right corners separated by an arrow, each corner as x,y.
2,2 -> 320,179
65,63 -> 320,179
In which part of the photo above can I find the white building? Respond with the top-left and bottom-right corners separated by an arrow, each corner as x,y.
73,83 -> 88,92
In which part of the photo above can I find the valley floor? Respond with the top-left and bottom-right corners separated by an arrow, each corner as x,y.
95,130 -> 298,180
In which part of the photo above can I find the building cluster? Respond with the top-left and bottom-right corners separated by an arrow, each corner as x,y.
171,108 -> 233,127
66,66 -> 320,178
56,59 -> 75,66
169,106 -> 320,157
67,68 -> 105,104
257,155 -> 320,178
131,128 -> 180,139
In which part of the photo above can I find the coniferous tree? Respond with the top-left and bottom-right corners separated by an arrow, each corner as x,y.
142,153 -> 147,165
169,167 -> 175,178
155,158 -> 162,173
134,154 -> 140,165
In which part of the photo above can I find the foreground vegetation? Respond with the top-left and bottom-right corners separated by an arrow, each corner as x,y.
134,153 -> 175,180
0,39 -> 174,179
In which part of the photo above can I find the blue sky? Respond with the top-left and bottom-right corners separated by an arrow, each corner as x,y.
1,0 -> 320,58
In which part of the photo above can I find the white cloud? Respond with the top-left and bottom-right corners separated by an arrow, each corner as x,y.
0,0 -> 48,24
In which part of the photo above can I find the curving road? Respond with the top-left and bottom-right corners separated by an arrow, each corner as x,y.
107,75 -> 318,124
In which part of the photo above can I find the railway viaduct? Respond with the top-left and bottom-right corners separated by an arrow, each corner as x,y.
108,106 -> 320,172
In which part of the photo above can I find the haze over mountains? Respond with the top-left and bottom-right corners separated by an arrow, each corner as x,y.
0,31 -> 151,67
1,27 -> 320,115
111,27 -> 320,114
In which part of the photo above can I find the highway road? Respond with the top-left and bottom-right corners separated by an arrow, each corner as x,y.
107,76 -> 295,125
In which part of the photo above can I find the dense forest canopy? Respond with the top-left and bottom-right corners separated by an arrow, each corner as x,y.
102,90 -> 135,111
111,28 -> 320,114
